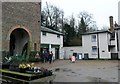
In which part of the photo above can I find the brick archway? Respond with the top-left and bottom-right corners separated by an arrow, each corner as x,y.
7,25 -> 32,56
7,25 -> 32,41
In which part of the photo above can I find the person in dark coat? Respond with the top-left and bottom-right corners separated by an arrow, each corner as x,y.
45,51 -> 49,62
49,51 -> 53,64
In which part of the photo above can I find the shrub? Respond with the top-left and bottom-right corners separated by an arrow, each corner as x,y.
29,51 -> 40,62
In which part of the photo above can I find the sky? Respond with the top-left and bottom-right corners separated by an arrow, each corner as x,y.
41,0 -> 120,29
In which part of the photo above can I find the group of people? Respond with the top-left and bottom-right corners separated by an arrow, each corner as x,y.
40,51 -> 53,64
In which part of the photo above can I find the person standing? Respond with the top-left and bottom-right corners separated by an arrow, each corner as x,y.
45,51 -> 49,62
40,51 -> 45,63
49,51 -> 53,64
71,56 -> 76,63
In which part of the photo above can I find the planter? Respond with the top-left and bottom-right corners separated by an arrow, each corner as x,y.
9,63 -> 20,72
20,68 -> 28,73
1,63 -> 10,69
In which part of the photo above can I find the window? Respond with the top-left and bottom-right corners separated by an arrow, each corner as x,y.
92,46 -> 97,54
84,53 -> 89,59
34,43 -> 37,51
91,35 -> 96,42
42,31 -> 47,36
57,34 -> 60,38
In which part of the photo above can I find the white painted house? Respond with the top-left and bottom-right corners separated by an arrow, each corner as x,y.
63,16 -> 119,60
117,1 -> 120,59
63,30 -> 118,60
114,28 -> 120,59
40,26 -> 63,59
82,30 -> 118,59
62,2 -> 120,60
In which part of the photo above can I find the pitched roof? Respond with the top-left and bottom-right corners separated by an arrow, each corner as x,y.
41,26 -> 63,35
81,30 -> 111,35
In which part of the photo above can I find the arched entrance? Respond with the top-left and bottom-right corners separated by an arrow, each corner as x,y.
9,28 -> 29,56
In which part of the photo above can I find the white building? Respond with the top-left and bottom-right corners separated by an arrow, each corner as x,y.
116,1 -> 120,59
115,28 -> 120,59
82,30 -> 118,59
63,16 -> 119,60
41,26 -> 63,59
63,2 -> 120,60
63,30 -> 118,60
63,46 -> 83,59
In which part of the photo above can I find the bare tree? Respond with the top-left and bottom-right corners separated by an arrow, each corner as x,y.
70,14 -> 75,28
78,11 -> 97,31
42,2 -> 64,31
100,25 -> 109,30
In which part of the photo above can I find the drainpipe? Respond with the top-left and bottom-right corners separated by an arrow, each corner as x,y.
97,33 -> 100,59
116,31 -> 119,51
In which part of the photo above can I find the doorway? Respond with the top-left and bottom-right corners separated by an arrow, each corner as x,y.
9,28 -> 29,56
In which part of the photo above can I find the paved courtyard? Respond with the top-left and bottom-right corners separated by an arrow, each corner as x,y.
35,60 -> 119,82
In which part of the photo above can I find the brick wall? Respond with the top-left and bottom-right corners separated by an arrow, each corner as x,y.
2,2 -> 41,52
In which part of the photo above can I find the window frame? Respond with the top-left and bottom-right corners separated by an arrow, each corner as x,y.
92,46 -> 97,55
91,34 -> 97,42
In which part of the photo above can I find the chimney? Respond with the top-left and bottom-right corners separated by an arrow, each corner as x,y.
109,16 -> 114,32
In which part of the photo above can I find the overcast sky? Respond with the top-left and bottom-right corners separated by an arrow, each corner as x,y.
42,0 -> 119,29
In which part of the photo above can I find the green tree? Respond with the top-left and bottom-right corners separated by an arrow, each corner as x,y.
78,17 -> 86,36
63,23 -> 76,46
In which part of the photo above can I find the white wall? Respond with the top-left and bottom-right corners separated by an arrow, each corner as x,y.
117,29 -> 120,59
41,32 -> 63,47
99,33 -> 111,59
63,46 -> 83,59
82,34 -> 98,59
41,31 -> 63,59
63,32 -> 118,59
82,33 -> 113,59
